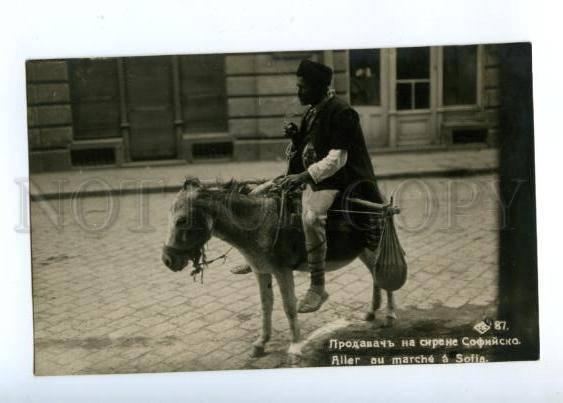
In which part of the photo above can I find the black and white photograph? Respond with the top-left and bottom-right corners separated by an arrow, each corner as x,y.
6,1 -> 563,401
26,43 -> 538,375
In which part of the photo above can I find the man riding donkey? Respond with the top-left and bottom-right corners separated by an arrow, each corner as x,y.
231,59 -> 385,313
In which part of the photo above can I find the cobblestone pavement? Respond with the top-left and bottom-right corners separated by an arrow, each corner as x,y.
31,174 -> 499,375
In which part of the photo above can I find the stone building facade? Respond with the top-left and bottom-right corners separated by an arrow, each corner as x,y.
27,45 -> 500,172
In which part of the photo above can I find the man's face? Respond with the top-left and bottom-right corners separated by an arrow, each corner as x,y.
297,76 -> 323,106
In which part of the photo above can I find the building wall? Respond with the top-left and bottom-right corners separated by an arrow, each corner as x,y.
225,51 -> 350,161
483,44 -> 501,144
27,60 -> 73,172
27,47 -> 501,173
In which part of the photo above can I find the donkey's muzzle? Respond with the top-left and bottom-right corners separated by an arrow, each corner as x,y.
161,248 -> 189,272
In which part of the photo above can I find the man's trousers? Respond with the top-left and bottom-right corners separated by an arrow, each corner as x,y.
301,184 -> 339,286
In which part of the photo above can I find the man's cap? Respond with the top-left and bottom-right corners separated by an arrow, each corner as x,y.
296,59 -> 333,87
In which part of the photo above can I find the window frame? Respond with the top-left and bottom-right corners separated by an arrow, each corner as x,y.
178,54 -> 228,134
394,46 -> 432,113
348,48 -> 383,107
68,58 -> 122,140
437,45 -> 484,111
395,78 -> 431,110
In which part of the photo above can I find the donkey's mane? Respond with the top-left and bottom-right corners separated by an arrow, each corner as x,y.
212,179 -> 254,195
183,176 -> 301,200
181,177 -> 297,220
183,176 -> 257,195
174,177 -> 277,280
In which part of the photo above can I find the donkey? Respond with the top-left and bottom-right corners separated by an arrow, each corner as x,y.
161,178 -> 397,364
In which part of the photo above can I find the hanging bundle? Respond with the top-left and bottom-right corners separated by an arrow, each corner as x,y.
375,198 -> 408,291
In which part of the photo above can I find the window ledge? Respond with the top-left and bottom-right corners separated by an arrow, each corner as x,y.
437,105 -> 481,112
389,109 -> 432,116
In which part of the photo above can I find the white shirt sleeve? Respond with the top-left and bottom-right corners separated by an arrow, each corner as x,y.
307,149 -> 348,184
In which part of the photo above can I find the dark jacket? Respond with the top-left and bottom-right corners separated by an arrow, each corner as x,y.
287,96 -> 384,203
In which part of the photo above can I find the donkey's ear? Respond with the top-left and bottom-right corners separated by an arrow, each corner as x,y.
183,176 -> 201,190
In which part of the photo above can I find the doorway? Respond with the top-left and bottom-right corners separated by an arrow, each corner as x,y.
391,46 -> 437,147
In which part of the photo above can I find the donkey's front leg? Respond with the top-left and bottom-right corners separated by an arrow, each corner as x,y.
251,272 -> 273,357
273,269 -> 301,366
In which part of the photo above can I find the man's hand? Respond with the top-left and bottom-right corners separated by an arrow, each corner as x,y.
279,171 -> 313,190
283,122 -> 299,139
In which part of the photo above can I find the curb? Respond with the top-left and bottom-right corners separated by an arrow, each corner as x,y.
29,167 -> 498,202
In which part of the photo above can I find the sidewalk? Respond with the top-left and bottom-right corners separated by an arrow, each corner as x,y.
29,148 -> 498,200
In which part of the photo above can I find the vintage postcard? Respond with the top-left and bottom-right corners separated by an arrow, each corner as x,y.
26,42 -> 538,375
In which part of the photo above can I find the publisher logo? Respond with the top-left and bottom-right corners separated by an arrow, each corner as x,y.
473,321 -> 491,335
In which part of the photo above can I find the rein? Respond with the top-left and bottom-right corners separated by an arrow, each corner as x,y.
163,243 -> 234,283
271,189 -> 287,249
190,246 -> 234,283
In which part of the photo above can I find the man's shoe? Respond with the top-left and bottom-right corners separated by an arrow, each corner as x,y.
297,288 -> 329,313
230,264 -> 252,275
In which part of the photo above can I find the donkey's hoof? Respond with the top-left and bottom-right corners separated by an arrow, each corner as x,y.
288,353 -> 301,367
250,345 -> 266,358
363,311 -> 375,321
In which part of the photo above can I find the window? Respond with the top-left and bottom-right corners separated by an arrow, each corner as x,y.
349,49 -> 380,106
179,55 -> 228,133
125,56 -> 176,161
443,45 -> 477,105
69,59 -> 121,139
396,47 -> 430,110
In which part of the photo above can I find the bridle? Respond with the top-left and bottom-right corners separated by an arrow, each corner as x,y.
164,208 -> 215,262
162,216 -> 234,283
162,181 -> 239,281
162,243 -> 199,259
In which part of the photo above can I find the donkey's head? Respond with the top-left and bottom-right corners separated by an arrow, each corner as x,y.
162,177 -> 214,272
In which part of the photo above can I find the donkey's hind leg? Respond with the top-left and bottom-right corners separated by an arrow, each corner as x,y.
386,290 -> 398,323
360,248 -> 398,327
359,248 -> 382,322
251,272 -> 273,357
